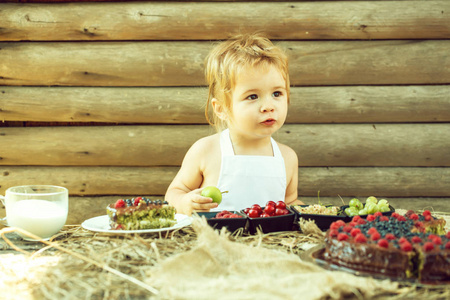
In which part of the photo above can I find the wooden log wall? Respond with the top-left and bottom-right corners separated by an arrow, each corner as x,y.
1,0 -> 449,223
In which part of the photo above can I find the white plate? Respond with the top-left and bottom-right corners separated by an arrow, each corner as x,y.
81,214 -> 192,234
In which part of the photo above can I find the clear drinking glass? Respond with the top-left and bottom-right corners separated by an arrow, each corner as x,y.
0,185 -> 68,241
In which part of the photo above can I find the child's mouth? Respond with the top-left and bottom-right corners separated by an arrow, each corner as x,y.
262,119 -> 276,126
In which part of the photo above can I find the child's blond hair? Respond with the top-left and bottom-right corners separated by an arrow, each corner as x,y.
205,33 -> 290,132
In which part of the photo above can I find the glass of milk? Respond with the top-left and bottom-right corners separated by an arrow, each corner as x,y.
0,185 -> 68,241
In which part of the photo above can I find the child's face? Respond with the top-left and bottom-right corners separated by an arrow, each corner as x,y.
227,64 -> 288,139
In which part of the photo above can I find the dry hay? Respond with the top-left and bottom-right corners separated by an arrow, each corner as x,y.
0,215 -> 448,299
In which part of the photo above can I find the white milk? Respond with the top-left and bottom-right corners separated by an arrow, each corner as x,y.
8,199 -> 68,239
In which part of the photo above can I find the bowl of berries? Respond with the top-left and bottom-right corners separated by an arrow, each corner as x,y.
196,210 -> 248,232
242,201 -> 296,234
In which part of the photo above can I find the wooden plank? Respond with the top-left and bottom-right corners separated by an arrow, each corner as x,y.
1,40 -> 449,86
1,2 -> 448,41
1,85 -> 450,123
0,166 -> 448,197
62,196 -> 450,225
299,167 -> 450,197
1,124 -> 449,167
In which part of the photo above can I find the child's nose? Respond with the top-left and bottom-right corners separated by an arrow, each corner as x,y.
260,97 -> 275,112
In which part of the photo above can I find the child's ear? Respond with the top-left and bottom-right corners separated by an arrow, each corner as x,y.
212,98 -> 227,121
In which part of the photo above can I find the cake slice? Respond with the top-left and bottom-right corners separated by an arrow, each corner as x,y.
107,197 -> 176,230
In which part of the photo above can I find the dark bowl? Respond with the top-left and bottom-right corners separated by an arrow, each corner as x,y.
196,211 -> 248,233
340,204 -> 395,220
291,205 -> 347,231
244,207 -> 296,234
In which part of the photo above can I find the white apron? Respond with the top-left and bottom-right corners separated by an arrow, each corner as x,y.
214,129 -> 287,211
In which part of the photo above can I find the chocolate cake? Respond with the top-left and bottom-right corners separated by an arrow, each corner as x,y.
106,197 -> 176,230
323,210 -> 449,284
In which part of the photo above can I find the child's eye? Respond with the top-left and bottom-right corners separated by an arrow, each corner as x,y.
273,91 -> 282,97
246,94 -> 258,100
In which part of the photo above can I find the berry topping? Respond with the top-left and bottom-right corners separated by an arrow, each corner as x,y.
424,214 -> 432,221
385,233 -> 396,241
432,236 -> 442,245
396,215 -> 406,222
343,225 -> 353,233
352,215 -> 362,222
398,237 -> 408,244
357,218 -> 367,225
422,210 -> 431,217
133,197 -> 143,206
379,216 -> 389,222
350,228 -> 361,237
374,212 -> 383,217
114,199 -> 126,209
329,229 -> 339,237
401,241 -> 413,252
445,242 -> 450,250
391,212 -> 400,219
408,213 -> 419,220
423,242 -> 435,252
367,227 -> 378,235
411,236 -> 422,244
371,232 -> 381,241
355,233 -> 367,243
377,239 -> 389,248
366,215 -> 376,222
331,220 -> 345,230
337,233 -> 349,241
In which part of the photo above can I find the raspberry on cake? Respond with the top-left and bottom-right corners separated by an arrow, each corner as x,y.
107,197 -> 176,230
323,210 -> 449,284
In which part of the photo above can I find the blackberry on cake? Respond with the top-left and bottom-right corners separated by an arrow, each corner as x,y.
107,197 -> 176,230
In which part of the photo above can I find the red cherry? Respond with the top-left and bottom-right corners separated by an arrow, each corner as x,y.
261,213 -> 271,218
275,201 -> 286,210
266,201 -> 276,207
248,209 -> 261,218
263,205 -> 275,216
275,208 -> 285,216
251,204 -> 262,213
244,208 -> 250,215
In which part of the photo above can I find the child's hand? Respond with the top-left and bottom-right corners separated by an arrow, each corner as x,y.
181,188 -> 219,215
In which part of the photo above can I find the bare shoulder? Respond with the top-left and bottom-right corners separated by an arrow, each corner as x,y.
276,142 -> 298,166
189,133 -> 220,154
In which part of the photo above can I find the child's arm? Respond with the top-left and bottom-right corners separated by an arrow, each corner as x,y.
165,138 -> 219,215
281,144 -> 305,206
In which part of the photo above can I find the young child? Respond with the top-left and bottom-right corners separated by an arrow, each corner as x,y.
165,33 -> 303,215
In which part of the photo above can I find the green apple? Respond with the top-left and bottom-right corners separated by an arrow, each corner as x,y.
366,196 -> 378,205
359,208 -> 368,215
201,186 -> 225,205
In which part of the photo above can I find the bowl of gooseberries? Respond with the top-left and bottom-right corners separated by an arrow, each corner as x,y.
342,196 -> 395,218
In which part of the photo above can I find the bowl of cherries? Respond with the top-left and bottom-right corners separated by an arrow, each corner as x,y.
242,201 -> 296,234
